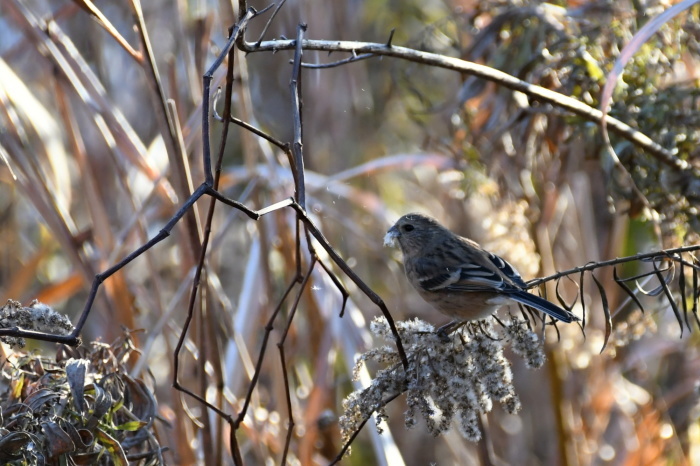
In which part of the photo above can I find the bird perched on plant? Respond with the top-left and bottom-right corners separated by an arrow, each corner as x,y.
384,213 -> 577,324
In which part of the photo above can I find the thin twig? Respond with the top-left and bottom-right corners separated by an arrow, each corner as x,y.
234,275 -> 301,428
255,0 -> 288,47
300,53 -> 375,69
330,391 -> 404,464
229,116 -> 290,151
316,258 -> 349,317
289,201 -> 409,368
289,23 -> 307,208
277,259 -> 315,463
201,8 -> 257,184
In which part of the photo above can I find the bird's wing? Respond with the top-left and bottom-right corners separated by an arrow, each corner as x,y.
483,251 -> 528,288
415,261 -> 510,292
413,242 -> 526,292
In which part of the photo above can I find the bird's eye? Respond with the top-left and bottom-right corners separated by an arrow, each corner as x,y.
402,224 -> 414,232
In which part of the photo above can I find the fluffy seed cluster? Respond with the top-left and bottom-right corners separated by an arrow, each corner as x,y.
0,299 -> 74,348
339,316 -> 545,447
504,317 -> 547,368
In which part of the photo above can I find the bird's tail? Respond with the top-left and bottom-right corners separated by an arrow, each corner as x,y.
509,290 -> 578,323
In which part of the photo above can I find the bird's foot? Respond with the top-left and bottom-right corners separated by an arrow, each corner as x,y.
436,321 -> 459,343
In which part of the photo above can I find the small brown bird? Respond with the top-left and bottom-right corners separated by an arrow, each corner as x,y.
384,213 -> 576,323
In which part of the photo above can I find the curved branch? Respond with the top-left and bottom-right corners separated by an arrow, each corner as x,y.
241,38 -> 698,177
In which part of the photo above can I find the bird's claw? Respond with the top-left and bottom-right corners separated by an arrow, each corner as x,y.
436,320 -> 458,343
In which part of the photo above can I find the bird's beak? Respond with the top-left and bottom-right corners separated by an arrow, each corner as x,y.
383,226 -> 399,247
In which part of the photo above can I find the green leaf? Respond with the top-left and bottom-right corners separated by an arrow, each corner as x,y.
96,428 -> 127,466
114,420 -> 146,431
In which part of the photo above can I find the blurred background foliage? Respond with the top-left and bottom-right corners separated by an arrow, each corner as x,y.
1,0 -> 700,464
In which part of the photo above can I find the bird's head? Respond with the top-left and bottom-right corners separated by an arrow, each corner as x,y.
384,213 -> 445,255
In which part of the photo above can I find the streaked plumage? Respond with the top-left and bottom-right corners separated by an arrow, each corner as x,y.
384,213 -> 576,323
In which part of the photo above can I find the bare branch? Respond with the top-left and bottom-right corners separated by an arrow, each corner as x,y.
289,24 -> 307,208
242,38 -> 695,175
300,53 -> 375,69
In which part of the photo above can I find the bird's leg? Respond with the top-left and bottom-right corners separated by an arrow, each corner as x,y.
436,320 -> 462,342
